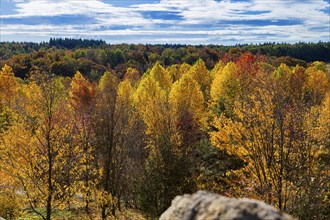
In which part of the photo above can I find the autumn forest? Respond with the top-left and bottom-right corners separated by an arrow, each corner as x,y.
0,40 -> 329,220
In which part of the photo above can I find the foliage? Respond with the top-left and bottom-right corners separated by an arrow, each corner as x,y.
0,50 -> 329,220
1,40 -> 329,79
0,191 -> 21,219
210,61 -> 329,218
49,38 -> 106,49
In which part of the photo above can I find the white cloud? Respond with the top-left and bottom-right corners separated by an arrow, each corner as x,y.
3,0 -> 129,17
7,0 -> 28,2
0,0 -> 329,44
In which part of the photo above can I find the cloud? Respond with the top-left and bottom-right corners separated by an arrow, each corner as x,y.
7,0 -> 28,2
3,0 -> 111,17
0,0 -> 329,44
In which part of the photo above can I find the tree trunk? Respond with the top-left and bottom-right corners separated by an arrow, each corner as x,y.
101,206 -> 107,220
47,116 -> 53,220
46,195 -> 52,220
85,200 -> 89,214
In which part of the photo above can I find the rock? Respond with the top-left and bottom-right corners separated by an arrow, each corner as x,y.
159,191 -> 295,220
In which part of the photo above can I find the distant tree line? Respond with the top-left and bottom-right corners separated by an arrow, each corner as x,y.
0,40 -> 329,82
0,39 -> 329,62
49,38 -> 106,49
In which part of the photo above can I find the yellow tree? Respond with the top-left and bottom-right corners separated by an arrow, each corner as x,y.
210,60 -> 225,79
305,66 -> 329,106
95,74 -> 144,219
179,63 -> 191,77
0,64 -> 17,141
286,92 -> 330,219
169,73 -> 206,156
149,62 -> 172,93
210,63 -> 329,213
134,75 -> 170,142
0,77 -> 75,220
0,66 -> 20,219
112,79 -> 144,209
69,71 -> 98,213
124,67 -> 140,86
0,64 -> 17,108
210,61 -> 240,116
94,70 -> 134,219
167,64 -> 179,83
115,80 -> 135,127
188,59 -> 211,100
135,71 -> 198,216
95,71 -> 118,219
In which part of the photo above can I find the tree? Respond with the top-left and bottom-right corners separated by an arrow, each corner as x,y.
69,71 -> 98,213
288,92 -> 330,219
0,64 -> 17,108
187,59 -> 211,100
210,64 -> 329,214
50,59 -> 76,77
134,75 -> 170,140
305,65 -> 329,106
0,77 -> 76,220
124,67 -> 141,86
149,62 -> 172,93
210,61 -> 240,116
94,71 -> 129,219
169,73 -> 207,156
135,69 -> 198,217
113,79 -> 145,209
166,64 -> 180,83
210,60 -> 225,79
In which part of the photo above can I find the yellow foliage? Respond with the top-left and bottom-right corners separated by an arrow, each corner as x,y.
124,67 -> 141,86
188,59 -> 211,100
149,62 -> 172,93
98,71 -> 120,93
167,64 -> 180,83
305,69 -> 329,105
210,60 -> 225,79
169,73 -> 207,129
116,79 -> 135,128
0,64 -> 18,108
272,63 -> 291,80
305,92 -> 330,147
70,71 -> 95,111
117,79 -> 134,108
134,75 -> 170,140
210,61 -> 240,115
179,63 -> 191,76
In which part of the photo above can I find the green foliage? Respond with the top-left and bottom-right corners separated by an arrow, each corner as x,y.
49,37 -> 106,49
137,140 -> 196,218
1,41 -> 329,80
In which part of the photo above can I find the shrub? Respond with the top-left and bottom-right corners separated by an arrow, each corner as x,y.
0,191 -> 21,219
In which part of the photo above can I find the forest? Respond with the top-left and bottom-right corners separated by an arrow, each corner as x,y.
0,40 -> 329,220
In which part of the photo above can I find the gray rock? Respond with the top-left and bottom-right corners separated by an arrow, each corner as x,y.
159,191 -> 296,220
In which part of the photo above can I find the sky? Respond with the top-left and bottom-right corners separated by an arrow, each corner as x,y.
0,0 -> 329,45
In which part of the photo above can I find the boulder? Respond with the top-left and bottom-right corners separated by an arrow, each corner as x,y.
160,191 -> 295,220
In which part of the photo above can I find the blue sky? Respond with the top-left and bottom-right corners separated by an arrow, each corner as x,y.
0,0 -> 329,45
